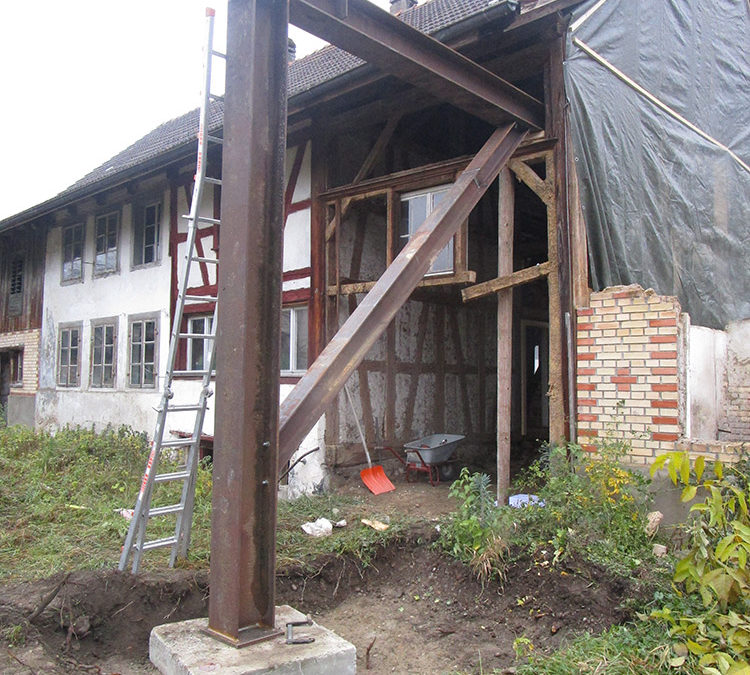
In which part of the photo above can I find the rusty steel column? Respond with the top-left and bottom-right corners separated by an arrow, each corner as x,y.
206,0 -> 288,647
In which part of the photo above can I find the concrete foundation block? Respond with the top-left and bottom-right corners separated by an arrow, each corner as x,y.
150,605 -> 356,675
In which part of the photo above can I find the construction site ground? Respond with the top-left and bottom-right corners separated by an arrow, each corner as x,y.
0,480 -> 634,674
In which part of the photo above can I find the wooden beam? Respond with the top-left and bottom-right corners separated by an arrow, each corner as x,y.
462,262 -> 550,302
329,270 -> 476,296
289,0 -> 544,130
497,168 -> 514,505
509,159 -> 553,206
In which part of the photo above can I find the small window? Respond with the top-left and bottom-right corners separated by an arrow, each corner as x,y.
399,186 -> 453,275
62,223 -> 84,282
58,325 -> 81,387
133,201 -> 161,267
10,350 -> 23,386
94,211 -> 119,275
8,256 -> 24,316
187,315 -> 214,373
90,322 -> 117,388
129,317 -> 158,388
281,305 -> 308,374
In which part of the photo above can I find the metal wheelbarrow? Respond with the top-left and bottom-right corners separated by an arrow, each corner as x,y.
386,434 -> 464,486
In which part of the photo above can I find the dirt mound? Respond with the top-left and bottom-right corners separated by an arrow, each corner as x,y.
1,534 -> 632,674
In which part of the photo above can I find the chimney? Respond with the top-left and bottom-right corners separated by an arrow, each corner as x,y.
390,0 -> 417,15
288,38 -> 297,63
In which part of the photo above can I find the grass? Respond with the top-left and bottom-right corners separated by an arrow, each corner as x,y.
0,425 -> 413,581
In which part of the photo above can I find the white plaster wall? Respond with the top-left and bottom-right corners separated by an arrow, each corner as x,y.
38,185 -> 173,433
687,324 -> 727,440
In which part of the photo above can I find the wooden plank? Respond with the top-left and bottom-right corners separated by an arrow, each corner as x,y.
328,270 -> 476,296
448,307 -> 473,434
403,303 -> 430,438
567,135 -> 590,309
309,133 -> 327,361
462,262 -> 550,302
497,168 -> 514,504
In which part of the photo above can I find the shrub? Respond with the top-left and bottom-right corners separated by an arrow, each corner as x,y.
648,451 -> 750,674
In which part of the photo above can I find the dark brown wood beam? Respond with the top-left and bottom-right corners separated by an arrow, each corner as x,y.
289,0 -> 544,130
462,261 -> 550,302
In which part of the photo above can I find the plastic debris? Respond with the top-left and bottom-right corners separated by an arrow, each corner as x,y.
508,493 -> 545,508
118,508 -> 134,521
645,511 -> 663,537
361,518 -> 389,532
334,519 -> 347,528
301,517 -> 333,537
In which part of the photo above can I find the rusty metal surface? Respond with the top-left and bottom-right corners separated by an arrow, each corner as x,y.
289,0 -> 543,130
207,0 -> 287,642
278,124 -> 527,466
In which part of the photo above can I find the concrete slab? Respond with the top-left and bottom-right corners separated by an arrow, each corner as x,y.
150,605 -> 356,675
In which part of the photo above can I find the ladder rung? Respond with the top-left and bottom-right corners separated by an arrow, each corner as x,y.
191,256 -> 219,265
173,369 -> 216,377
185,295 -> 218,303
207,135 -> 224,144
140,536 -> 178,552
158,403 -> 206,413
211,49 -> 226,59
154,470 -> 191,483
182,214 -> 221,225
159,438 -> 196,448
148,503 -> 185,518
205,176 -> 222,186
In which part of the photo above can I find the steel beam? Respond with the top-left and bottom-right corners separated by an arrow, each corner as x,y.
206,0 -> 287,647
289,0 -> 544,130
279,125 -> 526,465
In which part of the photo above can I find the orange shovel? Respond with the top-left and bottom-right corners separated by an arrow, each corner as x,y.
344,384 -> 395,495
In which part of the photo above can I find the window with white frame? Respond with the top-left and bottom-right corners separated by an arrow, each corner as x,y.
399,185 -> 453,275
58,324 -> 81,387
7,256 -> 24,316
94,211 -> 119,275
129,316 -> 158,388
186,315 -> 213,373
281,305 -> 308,374
90,321 -> 116,388
133,201 -> 161,267
62,223 -> 84,282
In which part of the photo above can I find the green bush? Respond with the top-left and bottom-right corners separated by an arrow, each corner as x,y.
648,451 -> 750,674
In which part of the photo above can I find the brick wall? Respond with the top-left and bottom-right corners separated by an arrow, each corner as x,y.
723,321 -> 750,441
0,329 -> 40,393
576,285 -> 682,466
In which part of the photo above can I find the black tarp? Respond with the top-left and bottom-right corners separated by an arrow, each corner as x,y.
564,0 -> 750,328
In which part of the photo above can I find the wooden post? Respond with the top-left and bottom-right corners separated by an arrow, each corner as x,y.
497,168 -> 514,504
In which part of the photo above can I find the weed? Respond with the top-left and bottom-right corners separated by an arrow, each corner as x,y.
2,623 -> 27,647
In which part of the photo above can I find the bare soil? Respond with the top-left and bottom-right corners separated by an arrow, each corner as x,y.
0,479 -> 636,674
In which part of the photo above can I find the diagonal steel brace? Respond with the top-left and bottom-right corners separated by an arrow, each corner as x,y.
279,124 -> 527,465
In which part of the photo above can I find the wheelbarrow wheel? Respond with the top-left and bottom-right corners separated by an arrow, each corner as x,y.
438,462 -> 457,482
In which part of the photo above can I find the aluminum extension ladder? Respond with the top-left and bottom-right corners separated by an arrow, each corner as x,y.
119,8 -> 225,574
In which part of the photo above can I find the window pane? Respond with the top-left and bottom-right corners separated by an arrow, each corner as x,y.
62,330 -> 70,349
280,310 -> 291,371
145,320 -> 155,342
132,322 -> 142,343
144,343 -> 154,364
144,364 -> 154,385
295,307 -> 308,370
92,364 -> 102,387
131,364 -> 141,386
71,330 -> 79,348
131,342 -> 141,365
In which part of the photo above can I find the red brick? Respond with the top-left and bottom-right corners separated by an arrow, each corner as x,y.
650,335 -> 677,344
577,338 -> 595,346
578,429 -> 599,437
613,290 -> 639,299
616,383 -> 631,391
651,350 -> 677,360
649,318 -> 677,327
616,368 -> 631,376
653,367 -> 677,375
652,416 -> 678,426
652,432 -> 679,442
581,444 -> 598,453
578,367 -> 596,376
652,399 -> 678,409
577,398 -> 597,406
611,376 -> 637,384
577,383 -> 596,391
578,322 -> 594,331
652,383 -> 678,392
578,413 -> 598,422
578,353 -> 596,361
577,308 -> 594,316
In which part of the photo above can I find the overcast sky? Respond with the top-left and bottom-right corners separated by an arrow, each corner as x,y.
0,0 -> 395,221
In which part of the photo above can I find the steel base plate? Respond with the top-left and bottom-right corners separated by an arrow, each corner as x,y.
201,624 -> 283,648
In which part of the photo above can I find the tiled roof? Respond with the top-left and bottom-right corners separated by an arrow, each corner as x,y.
1,0 -> 554,228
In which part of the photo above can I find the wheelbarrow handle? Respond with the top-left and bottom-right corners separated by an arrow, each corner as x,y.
378,445 -> 407,467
